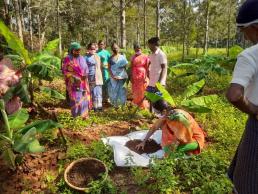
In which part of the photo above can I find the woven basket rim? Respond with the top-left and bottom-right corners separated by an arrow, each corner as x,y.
64,157 -> 108,191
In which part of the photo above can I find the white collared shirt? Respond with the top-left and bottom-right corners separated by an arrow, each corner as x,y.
149,48 -> 168,87
231,43 -> 258,105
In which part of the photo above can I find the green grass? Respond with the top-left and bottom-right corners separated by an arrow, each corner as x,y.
58,105 -> 153,131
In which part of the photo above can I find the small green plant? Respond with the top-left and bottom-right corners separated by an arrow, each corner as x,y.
174,151 -> 233,194
57,178 -> 79,194
66,141 -> 90,160
56,176 -> 117,194
88,141 -> 115,171
147,158 -> 179,194
87,176 -> 117,194
43,171 -> 59,193
131,167 -> 150,186
0,99 -> 60,169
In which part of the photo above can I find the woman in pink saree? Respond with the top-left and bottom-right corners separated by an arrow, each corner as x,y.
62,42 -> 90,119
130,43 -> 150,109
0,52 -> 22,115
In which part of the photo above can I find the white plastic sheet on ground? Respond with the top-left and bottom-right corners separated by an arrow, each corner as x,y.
101,130 -> 164,167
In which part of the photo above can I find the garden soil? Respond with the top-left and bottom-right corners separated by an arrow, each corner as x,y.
125,139 -> 162,154
0,120 -> 140,194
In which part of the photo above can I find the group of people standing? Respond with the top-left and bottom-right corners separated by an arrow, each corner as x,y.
62,37 -> 167,119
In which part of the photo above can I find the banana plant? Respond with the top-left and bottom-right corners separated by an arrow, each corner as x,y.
0,20 -> 64,104
169,55 -> 229,80
145,80 -> 218,113
0,99 -> 61,169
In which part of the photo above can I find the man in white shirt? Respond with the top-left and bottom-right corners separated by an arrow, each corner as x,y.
146,37 -> 167,94
226,1 -> 258,193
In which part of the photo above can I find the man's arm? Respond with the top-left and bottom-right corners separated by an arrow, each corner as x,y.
158,63 -> 166,84
226,83 -> 258,115
158,53 -> 167,85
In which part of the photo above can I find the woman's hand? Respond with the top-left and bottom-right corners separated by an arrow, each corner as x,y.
136,141 -> 146,150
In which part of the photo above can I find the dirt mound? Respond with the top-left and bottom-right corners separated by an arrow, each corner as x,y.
67,159 -> 106,188
125,139 -> 161,155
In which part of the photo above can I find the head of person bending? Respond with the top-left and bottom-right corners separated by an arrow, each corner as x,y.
236,1 -> 258,44
152,99 -> 174,116
148,37 -> 160,53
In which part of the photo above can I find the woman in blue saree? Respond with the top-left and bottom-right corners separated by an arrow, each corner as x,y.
108,43 -> 128,106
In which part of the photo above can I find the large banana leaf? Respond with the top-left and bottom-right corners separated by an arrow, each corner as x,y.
27,139 -> 44,153
0,99 -> 4,110
15,81 -> 31,103
32,53 -> 61,70
0,21 -> 31,64
180,103 -> 212,113
18,120 -> 62,134
211,64 -> 228,75
3,81 -> 30,104
40,87 -> 65,100
1,148 -> 16,170
8,109 -> 29,129
180,95 -> 218,113
13,127 -> 37,153
27,61 -> 57,81
171,63 -> 197,69
183,79 -> 205,99
156,83 -> 176,107
43,39 -> 60,54
144,92 -> 162,103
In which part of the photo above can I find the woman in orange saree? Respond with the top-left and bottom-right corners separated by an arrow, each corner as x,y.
136,100 -> 205,157
130,43 -> 149,109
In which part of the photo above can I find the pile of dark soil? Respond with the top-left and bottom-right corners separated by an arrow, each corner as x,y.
125,139 -> 161,155
67,159 -> 106,188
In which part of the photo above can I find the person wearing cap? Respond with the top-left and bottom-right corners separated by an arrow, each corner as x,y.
130,43 -> 150,109
136,99 -> 205,157
226,1 -> 258,193
62,42 -> 90,119
147,37 -> 167,94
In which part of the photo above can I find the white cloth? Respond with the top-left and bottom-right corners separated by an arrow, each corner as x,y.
148,48 -> 168,87
101,130 -> 164,167
231,43 -> 258,106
